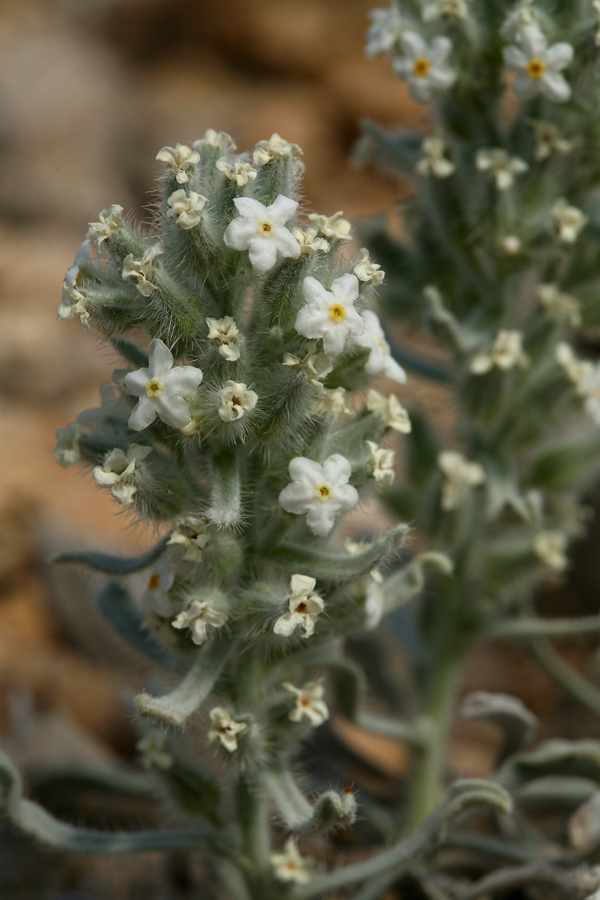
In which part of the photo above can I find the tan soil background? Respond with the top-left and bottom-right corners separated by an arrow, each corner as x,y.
0,1 -> 599,897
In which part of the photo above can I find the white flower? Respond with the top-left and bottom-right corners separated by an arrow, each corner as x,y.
365,579 -> 385,630
216,157 -> 257,187
295,274 -> 363,358
365,5 -> 404,58
355,310 -> 407,384
206,317 -> 240,361
273,575 -> 325,639
470,330 -> 529,374
156,144 -> 200,184
313,385 -> 353,417
172,599 -> 228,645
367,441 -> 395,484
537,283 -> 581,327
393,31 -> 456,103
207,707 -> 247,753
503,26 -> 573,103
415,137 -> 455,178
476,148 -> 528,190
283,681 -> 329,726
290,227 -> 330,255
223,195 -> 300,274
438,450 -> 486,510
354,249 -> 385,285
53,422 -> 81,468
194,130 -> 237,153
367,389 -> 411,433
283,344 -> 332,383
137,733 -> 173,771
534,530 -> 568,571
423,0 -> 469,20
141,556 -> 175,618
218,381 -> 258,422
552,198 -> 588,244
500,2 -> 539,42
166,190 -> 207,229
594,0 -> 600,46
500,235 -> 522,256
556,342 -> 594,390
92,444 -> 152,506
87,204 -> 123,244
58,282 -> 90,330
167,516 -> 211,562
308,211 -> 352,242
253,133 -> 302,166
271,838 -> 312,884
278,455 -> 359,537
529,120 -> 576,161
122,242 -> 164,297
124,339 -> 203,431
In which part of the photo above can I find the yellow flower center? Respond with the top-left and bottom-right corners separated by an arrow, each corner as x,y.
413,58 -> 431,77
146,377 -> 163,397
260,220 -> 273,234
148,574 -> 161,590
300,698 -> 310,707
329,304 -> 346,322
295,601 -> 307,613
527,59 -> 545,78
318,484 -> 331,498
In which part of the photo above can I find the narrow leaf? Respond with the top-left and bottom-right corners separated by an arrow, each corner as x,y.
54,535 -> 170,575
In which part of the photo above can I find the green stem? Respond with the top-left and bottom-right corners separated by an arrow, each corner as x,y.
236,777 -> 271,887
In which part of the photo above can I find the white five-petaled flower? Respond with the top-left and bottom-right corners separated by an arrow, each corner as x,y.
137,732 -> 173,771
283,344 -> 333,383
470,330 -> 529,375
529,120 -> 576,161
216,157 -> 257,187
253,133 -> 302,166
58,240 -> 92,328
124,339 -> 203,431
53,422 -> 81,468
393,31 -> 456,103
87,204 -> 123,244
206,317 -> 240,361
283,681 -> 329,726
354,249 -> 385,286
552,199 -> 588,244
416,137 -> 455,179
92,444 -> 152,506
274,575 -> 324,639
534,530 -> 568,571
367,389 -> 411,432
500,2 -> 538,42
365,5 -> 404,57
166,190 -> 207,229
278,455 -> 359,537
156,144 -> 200,184
295,274 -> 364,358
172,599 -> 228,645
308,211 -> 352,242
218,381 -> 258,422
438,450 -> 486,511
223,195 -> 300,274
194,129 -> 237,153
313,385 -> 353,417
556,342 -> 594,391
207,707 -> 247,753
367,441 -> 396,484
122,242 -> 164,297
537,283 -> 581,327
503,26 -> 573,103
355,310 -> 407,385
167,516 -> 211,562
290,226 -> 330,255
476,148 -> 528,190
271,838 -> 312,884
423,0 -> 470,20
141,556 -> 175,618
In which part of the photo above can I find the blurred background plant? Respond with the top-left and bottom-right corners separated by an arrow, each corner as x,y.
4,0 -> 600,898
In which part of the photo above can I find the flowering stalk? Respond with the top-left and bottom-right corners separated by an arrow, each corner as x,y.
360,0 -> 600,885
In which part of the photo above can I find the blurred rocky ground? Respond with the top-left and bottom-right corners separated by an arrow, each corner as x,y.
0,1 -> 599,897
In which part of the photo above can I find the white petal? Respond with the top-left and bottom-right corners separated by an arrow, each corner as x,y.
430,35 -> 452,65
149,340 -> 174,377
279,482 -> 314,514
503,45 -> 527,70
332,482 -> 360,513
289,457 -> 323,484
128,397 -> 158,431
274,227 -> 301,259
331,273 -> 360,306
232,197 -> 266,218
248,239 -> 278,273
224,217 -> 258,250
156,395 -> 192,429
383,356 -> 407,384
540,71 -> 571,102
401,30 -> 427,59
164,366 -> 203,394
545,42 -> 574,71
306,505 -> 337,537
268,195 -> 299,224
124,367 -> 151,397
